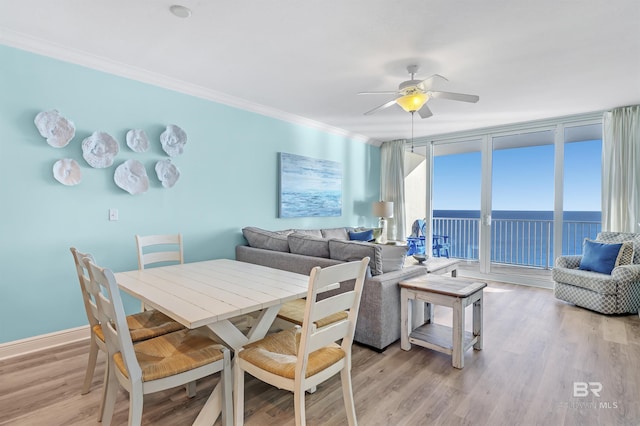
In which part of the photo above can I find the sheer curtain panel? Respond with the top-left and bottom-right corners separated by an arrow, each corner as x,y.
380,139 -> 406,241
602,105 -> 640,232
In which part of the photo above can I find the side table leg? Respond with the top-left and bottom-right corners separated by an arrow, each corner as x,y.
400,288 -> 411,351
452,297 -> 464,369
473,291 -> 483,350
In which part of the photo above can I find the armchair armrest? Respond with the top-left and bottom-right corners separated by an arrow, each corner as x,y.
555,255 -> 582,269
612,264 -> 640,285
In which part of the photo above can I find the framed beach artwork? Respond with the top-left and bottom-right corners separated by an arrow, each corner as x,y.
278,153 -> 342,218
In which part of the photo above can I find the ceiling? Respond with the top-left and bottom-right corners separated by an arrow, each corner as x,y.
1,0 -> 639,145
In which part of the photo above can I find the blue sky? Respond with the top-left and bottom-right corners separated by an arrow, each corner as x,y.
433,139 -> 602,211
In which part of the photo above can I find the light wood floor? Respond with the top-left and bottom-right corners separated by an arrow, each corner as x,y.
1,281 -> 639,425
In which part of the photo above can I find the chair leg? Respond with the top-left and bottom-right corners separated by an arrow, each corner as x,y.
101,363 -> 118,425
82,336 -> 99,394
98,355 -> 110,422
128,382 -> 144,426
220,349 -> 232,426
185,381 -> 196,398
233,360 -> 245,426
340,367 -> 357,426
293,388 -> 306,426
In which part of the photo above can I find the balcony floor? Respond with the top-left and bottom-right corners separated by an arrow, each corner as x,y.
452,259 -> 554,288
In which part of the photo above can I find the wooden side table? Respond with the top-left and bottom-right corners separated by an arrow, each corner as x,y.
400,275 -> 486,369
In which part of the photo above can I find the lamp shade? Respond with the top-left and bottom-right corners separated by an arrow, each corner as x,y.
372,201 -> 394,218
396,92 -> 428,113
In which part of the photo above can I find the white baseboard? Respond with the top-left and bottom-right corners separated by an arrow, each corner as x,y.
0,326 -> 90,361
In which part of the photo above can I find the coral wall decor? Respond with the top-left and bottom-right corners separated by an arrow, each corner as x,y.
160,124 -> 187,157
82,131 -> 119,168
34,110 -> 76,148
53,158 -> 82,186
155,159 -> 180,188
126,129 -> 150,152
114,159 -> 149,195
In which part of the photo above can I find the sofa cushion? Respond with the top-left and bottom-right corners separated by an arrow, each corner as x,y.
242,227 -> 290,252
288,233 -> 330,258
293,229 -> 323,238
349,229 -> 374,242
552,267 -> 618,294
579,239 -> 622,274
321,227 -> 350,240
328,239 -> 383,275
380,244 -> 409,273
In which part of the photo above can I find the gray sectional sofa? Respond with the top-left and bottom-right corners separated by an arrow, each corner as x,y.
235,226 -> 427,351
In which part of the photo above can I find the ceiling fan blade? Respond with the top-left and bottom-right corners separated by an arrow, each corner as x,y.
418,104 -> 433,119
417,74 -> 448,91
358,91 -> 398,95
429,91 -> 479,103
364,99 -> 398,115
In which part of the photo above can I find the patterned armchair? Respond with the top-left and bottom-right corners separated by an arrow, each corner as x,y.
553,232 -> 640,314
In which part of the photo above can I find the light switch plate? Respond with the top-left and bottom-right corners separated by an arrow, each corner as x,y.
109,208 -> 119,221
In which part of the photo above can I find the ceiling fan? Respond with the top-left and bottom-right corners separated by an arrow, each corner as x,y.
359,65 -> 479,119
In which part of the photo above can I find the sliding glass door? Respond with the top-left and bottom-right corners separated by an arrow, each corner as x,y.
423,116 -> 602,286
561,123 -> 603,256
432,140 -> 482,261
490,130 -> 555,272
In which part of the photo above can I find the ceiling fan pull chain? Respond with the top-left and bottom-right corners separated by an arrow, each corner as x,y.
411,111 -> 415,152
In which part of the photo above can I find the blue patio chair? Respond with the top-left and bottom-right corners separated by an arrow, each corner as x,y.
432,235 -> 450,258
407,219 -> 427,256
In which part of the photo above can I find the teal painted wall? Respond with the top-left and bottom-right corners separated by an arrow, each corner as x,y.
0,45 -> 380,344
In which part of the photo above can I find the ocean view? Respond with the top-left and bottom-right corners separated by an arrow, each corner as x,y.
434,210 -> 601,222
432,210 -> 602,268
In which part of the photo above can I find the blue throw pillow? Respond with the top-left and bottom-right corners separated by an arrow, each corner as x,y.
579,239 -> 623,274
349,229 -> 374,242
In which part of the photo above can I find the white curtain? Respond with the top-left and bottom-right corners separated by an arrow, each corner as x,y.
380,139 -> 406,241
602,105 -> 640,232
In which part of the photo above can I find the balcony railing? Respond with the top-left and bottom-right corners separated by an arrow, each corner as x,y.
431,217 -> 602,269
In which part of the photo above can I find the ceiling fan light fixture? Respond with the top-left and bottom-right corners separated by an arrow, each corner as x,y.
169,5 -> 192,18
396,92 -> 428,113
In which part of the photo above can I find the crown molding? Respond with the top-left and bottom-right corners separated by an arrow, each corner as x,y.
0,28 -> 375,145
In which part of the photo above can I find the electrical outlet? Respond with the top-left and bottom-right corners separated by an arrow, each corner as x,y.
109,208 -> 119,221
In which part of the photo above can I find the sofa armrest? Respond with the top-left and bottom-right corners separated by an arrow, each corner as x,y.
355,265 -> 426,349
556,255 -> 582,269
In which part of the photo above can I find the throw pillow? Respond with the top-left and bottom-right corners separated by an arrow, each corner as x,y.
328,239 -> 383,275
288,233 -> 330,258
349,229 -> 374,242
615,241 -> 635,266
380,244 -> 409,273
321,227 -> 350,240
242,227 -> 290,252
579,239 -> 623,274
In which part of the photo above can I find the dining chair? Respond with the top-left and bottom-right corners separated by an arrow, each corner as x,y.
135,233 -> 184,270
276,298 -> 348,329
84,258 -> 232,426
135,233 -> 184,311
70,247 -> 184,420
234,257 -> 370,426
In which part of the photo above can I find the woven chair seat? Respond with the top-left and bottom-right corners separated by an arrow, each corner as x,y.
238,328 -> 344,379
92,309 -> 184,342
113,329 -> 226,382
277,299 -> 348,328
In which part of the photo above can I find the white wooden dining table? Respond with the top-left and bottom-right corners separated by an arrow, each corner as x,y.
115,258 -> 323,425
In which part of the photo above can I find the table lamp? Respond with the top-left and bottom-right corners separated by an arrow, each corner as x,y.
372,201 -> 394,244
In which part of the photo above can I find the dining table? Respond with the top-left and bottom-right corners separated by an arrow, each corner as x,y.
115,258 -> 328,425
